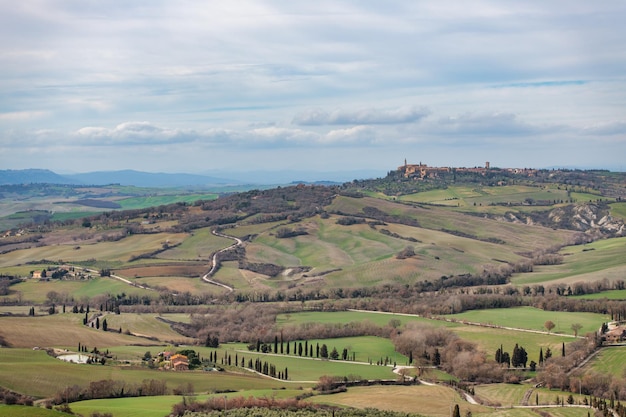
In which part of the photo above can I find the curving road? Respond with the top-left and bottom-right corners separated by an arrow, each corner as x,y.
200,229 -> 242,292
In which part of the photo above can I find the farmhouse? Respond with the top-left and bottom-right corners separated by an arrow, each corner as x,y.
169,354 -> 189,371
605,325 -> 626,343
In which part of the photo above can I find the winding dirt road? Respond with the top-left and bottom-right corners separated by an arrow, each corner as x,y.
200,229 -> 243,292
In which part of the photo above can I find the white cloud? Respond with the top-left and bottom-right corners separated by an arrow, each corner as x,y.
0,110 -> 49,121
1,1 -> 625,172
293,106 -> 430,126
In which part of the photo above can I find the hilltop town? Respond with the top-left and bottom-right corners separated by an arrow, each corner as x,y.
398,160 -> 538,179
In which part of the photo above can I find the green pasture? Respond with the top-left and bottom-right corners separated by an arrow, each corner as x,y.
255,217 -> 406,267
399,185 -> 572,210
212,260 -> 260,291
569,191 -> 608,202
584,346 -> 626,377
0,232 -> 188,268
276,310 -> 578,363
511,237 -> 626,285
70,389 -> 302,417
71,395 -> 196,417
0,349 -> 290,399
245,215 -> 528,287
0,405 -> 72,417
116,193 -> 217,210
275,310 -> 458,329
155,227 -> 232,261
447,307 -> 607,335
611,202 -> 626,221
450,325 -> 574,363
571,289 -> 626,300
215,349 -> 397,382
2,276 -> 153,304
226,220 -> 287,238
51,211 -> 99,222
227,336 -> 408,365
98,313 -> 195,344
327,196 -> 575,254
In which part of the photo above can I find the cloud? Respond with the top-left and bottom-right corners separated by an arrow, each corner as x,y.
293,106 -> 431,126
582,121 -> 626,136
322,126 -> 376,144
1,1 -> 625,172
0,110 -> 49,121
426,112 -> 545,136
74,122 -> 197,145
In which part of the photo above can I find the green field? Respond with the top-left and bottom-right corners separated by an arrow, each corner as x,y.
275,310 -> 576,363
116,193 -> 218,210
0,232 -> 188,269
0,405 -> 72,417
398,185 -> 572,211
70,389 -> 302,417
228,335 -> 408,365
0,349 -> 291,399
571,289 -> 626,300
155,226 -> 232,261
2,276 -> 153,304
327,195 -> 575,253
239,213 -> 537,288
276,310 -> 456,329
585,346 -> 626,376
511,237 -> 626,285
611,202 -> 626,221
447,307 -> 608,335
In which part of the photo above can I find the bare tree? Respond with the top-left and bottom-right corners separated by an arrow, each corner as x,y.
544,320 -> 556,333
571,323 -> 583,337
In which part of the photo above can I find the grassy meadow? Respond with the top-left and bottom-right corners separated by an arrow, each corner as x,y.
327,195 -> 576,253
0,232 -> 189,269
276,310 -> 578,364
584,346 -> 626,377
116,193 -> 218,210
446,307 -> 608,335
511,237 -> 626,286
0,348 -> 291,399
0,405 -> 73,417
4,276 -> 153,304
70,390 -> 303,417
227,335 -> 408,365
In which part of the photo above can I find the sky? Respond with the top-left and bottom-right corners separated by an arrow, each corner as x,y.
1,1 -> 625,180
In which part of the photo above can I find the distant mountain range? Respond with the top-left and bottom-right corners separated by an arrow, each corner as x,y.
0,169 -> 238,188
0,169 -> 379,188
